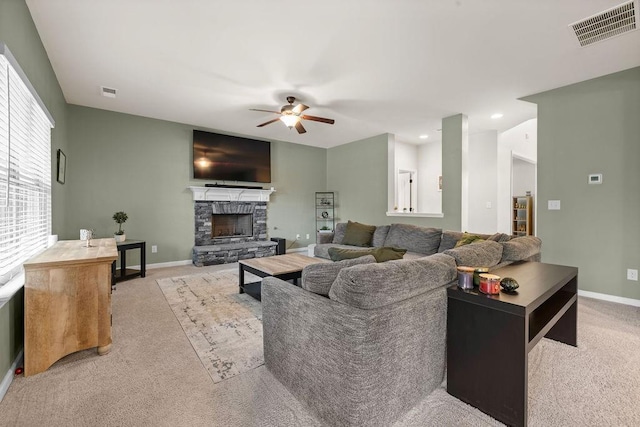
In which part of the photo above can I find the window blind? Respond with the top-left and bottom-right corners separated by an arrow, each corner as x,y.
0,52 -> 53,287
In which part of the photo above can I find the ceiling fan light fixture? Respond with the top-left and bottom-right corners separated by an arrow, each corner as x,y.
280,115 -> 300,128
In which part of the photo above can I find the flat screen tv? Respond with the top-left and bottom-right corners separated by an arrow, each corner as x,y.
193,130 -> 271,183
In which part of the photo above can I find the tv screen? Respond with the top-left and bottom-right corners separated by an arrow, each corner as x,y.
193,130 -> 271,183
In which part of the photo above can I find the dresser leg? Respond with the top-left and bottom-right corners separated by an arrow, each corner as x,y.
97,343 -> 112,355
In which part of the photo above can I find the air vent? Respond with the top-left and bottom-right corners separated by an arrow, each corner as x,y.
101,86 -> 117,98
569,1 -> 637,47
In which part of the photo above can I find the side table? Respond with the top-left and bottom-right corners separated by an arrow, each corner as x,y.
446,261 -> 578,427
112,240 -> 146,287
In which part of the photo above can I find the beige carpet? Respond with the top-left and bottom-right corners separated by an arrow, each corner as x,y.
157,270 -> 263,383
0,263 -> 639,426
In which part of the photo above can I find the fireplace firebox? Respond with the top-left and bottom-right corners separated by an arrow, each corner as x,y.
212,213 -> 253,239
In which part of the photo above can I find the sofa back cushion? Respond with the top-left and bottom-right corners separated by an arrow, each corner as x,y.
341,220 -> 377,247
443,240 -> 503,267
328,253 -> 457,309
438,230 -> 511,252
301,255 -> 376,296
328,246 -> 407,262
372,225 -> 390,247
332,222 -> 348,244
383,224 -> 442,255
501,236 -> 542,262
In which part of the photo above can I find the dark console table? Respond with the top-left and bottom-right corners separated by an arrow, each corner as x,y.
447,261 -> 578,427
112,240 -> 146,286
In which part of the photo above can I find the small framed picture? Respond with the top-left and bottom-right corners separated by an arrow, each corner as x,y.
57,149 -> 66,184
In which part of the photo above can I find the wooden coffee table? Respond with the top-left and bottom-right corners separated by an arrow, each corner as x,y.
446,261 -> 578,427
238,253 -> 329,301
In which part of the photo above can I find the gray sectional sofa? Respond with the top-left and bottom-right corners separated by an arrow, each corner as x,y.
262,222 -> 542,426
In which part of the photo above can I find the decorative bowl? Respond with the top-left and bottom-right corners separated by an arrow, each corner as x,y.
500,277 -> 519,292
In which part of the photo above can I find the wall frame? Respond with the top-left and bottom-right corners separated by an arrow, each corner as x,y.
56,149 -> 66,184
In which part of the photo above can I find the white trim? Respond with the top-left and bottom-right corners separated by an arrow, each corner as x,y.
0,349 -> 23,403
286,247 -> 308,254
0,272 -> 25,301
188,186 -> 275,202
386,211 -> 444,218
578,290 -> 640,307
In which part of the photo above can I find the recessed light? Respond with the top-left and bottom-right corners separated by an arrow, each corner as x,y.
491,113 -> 503,119
419,134 -> 429,139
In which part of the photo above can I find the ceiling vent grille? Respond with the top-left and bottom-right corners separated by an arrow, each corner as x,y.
569,0 -> 637,47
101,86 -> 117,98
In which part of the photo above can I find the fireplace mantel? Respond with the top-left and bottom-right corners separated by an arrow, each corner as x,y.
188,186 -> 275,202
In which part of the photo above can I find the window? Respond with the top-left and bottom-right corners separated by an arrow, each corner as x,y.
0,45 -> 54,291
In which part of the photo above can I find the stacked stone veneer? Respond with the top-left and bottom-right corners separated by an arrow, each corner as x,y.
193,200 -> 276,266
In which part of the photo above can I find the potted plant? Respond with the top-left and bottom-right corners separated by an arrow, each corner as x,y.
112,211 -> 128,242
318,226 -> 332,233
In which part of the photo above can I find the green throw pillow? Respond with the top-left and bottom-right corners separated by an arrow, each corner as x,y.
454,232 -> 485,247
328,246 -> 407,262
341,220 -> 377,247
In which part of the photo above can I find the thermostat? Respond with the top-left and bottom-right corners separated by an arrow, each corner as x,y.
588,174 -> 602,184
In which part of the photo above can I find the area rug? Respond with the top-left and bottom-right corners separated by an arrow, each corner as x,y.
157,269 -> 263,384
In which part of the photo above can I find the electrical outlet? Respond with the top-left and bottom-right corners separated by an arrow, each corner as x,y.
306,233 -> 310,239
296,234 -> 300,240
151,245 -> 157,253
627,269 -> 638,281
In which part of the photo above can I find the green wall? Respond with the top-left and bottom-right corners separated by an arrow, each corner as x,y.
524,67 -> 640,300
0,0 -> 69,381
66,105 -> 327,264
327,114 -> 465,231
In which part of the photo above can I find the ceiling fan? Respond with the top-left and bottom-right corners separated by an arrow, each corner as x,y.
250,96 -> 335,134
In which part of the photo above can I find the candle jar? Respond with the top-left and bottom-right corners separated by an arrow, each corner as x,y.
456,266 -> 475,290
479,273 -> 501,295
473,267 -> 489,287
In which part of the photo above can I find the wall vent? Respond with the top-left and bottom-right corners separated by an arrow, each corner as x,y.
101,86 -> 117,98
569,0 -> 637,47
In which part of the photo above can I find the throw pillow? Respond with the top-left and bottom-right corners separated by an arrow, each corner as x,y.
328,246 -> 407,262
454,232 -> 485,247
341,220 -> 376,247
301,255 -> 376,296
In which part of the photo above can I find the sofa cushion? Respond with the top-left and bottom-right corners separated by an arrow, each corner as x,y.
342,220 -> 376,247
301,255 -> 376,296
383,224 -> 442,255
328,246 -> 407,263
329,253 -> 457,309
443,240 -> 503,267
501,236 -> 542,262
454,233 -> 485,247
371,225 -> 390,247
332,222 -> 348,244
438,230 -> 511,252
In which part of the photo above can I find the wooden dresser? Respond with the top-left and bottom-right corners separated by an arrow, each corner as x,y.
23,238 -> 118,376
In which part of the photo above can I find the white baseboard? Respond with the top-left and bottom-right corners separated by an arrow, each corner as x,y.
578,290 -> 640,307
286,247 -> 308,254
0,349 -> 23,403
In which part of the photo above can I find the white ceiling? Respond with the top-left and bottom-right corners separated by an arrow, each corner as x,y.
26,0 -> 640,148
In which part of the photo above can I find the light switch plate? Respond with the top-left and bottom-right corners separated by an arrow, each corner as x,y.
548,200 -> 561,210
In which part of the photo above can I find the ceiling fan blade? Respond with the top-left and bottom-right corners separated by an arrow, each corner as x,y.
250,108 -> 281,114
257,118 -> 281,127
292,103 -> 309,114
301,115 -> 335,125
295,121 -> 307,134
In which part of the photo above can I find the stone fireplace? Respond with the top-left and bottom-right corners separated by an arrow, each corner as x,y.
189,186 -> 277,266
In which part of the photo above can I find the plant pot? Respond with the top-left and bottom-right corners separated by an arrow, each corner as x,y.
114,234 -> 126,243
